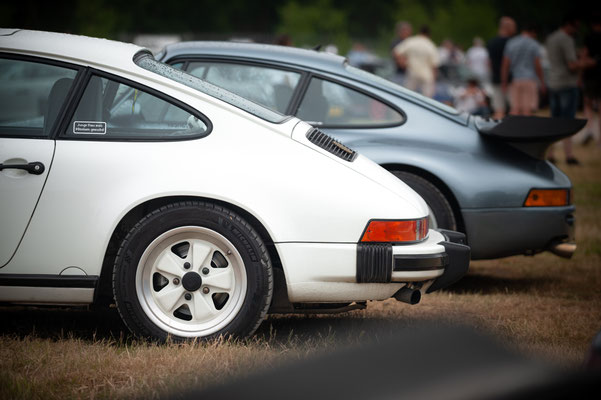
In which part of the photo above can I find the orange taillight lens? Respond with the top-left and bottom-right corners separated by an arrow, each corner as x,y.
360,218 -> 429,243
524,189 -> 571,207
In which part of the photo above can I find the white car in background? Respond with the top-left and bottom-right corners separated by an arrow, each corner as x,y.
0,30 -> 470,341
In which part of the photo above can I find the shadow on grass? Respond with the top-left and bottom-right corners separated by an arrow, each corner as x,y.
443,273 -> 556,295
0,270 -> 555,345
0,306 -> 435,348
256,313 -> 427,345
0,305 -> 423,346
0,306 -> 132,342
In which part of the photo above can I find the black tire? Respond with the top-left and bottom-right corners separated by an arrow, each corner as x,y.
113,201 -> 272,342
390,171 -> 457,230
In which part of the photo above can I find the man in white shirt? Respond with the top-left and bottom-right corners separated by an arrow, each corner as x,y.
466,37 -> 490,83
394,25 -> 440,98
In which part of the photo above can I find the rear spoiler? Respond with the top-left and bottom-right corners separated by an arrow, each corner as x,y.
476,116 -> 586,159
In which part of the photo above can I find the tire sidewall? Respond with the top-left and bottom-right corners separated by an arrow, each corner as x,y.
391,171 -> 457,230
114,202 -> 271,341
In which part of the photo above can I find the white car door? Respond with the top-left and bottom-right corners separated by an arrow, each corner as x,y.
0,56 -> 78,267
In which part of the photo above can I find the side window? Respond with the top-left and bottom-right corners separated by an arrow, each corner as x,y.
64,75 -> 208,139
185,62 -> 301,114
296,78 -> 405,127
0,58 -> 77,137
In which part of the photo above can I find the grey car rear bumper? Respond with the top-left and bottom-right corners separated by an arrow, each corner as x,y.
425,229 -> 471,293
463,205 -> 575,259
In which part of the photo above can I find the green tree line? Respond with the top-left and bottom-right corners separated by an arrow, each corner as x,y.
1,0 -> 594,54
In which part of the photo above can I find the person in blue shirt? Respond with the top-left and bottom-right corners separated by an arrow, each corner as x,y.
501,23 -> 546,116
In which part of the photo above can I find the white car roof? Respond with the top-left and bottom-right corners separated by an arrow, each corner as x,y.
0,29 -> 143,70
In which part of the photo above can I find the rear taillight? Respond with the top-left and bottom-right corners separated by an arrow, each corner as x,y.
360,217 -> 429,243
524,189 -> 571,207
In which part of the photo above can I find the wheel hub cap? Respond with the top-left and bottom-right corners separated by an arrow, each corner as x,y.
182,271 -> 202,291
136,227 -> 247,337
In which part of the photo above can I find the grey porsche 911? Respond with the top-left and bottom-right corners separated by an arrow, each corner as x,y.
157,41 -> 584,260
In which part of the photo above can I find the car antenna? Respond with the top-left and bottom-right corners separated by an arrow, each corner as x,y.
313,44 -> 322,51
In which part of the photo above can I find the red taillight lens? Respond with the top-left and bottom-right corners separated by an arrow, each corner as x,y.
360,217 -> 429,243
524,189 -> 571,207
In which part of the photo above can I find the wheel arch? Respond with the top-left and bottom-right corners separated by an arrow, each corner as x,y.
380,163 -> 465,233
94,195 -> 285,306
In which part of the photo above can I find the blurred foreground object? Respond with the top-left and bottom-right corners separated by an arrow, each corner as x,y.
182,322 -> 601,400
585,328 -> 601,371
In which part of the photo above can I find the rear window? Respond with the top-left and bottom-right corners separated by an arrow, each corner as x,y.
135,52 -> 288,124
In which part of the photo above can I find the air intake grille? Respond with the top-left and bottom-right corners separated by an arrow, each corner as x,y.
306,129 -> 357,162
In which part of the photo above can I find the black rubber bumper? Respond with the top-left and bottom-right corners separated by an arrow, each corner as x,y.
356,229 -> 470,285
426,229 -> 471,293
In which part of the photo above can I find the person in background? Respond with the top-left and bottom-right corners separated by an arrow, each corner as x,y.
454,77 -> 490,116
487,16 -> 517,119
347,42 -> 380,73
466,37 -> 490,84
501,23 -> 546,116
546,16 -> 597,164
390,21 -> 413,84
438,39 -> 465,70
581,15 -> 601,145
393,25 -> 440,98
324,44 -> 339,54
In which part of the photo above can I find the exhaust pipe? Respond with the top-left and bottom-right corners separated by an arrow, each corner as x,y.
548,242 -> 577,259
394,287 -> 421,305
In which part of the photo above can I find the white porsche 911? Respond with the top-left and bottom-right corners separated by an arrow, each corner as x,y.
0,30 -> 470,341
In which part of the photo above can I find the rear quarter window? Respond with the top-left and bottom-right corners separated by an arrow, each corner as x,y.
297,77 -> 405,128
63,74 -> 209,140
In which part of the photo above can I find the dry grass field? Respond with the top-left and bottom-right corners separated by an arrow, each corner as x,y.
1,143 -> 600,399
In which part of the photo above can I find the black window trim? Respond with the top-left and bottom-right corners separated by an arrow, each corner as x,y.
56,67 -> 213,142
294,72 -> 408,130
0,52 -> 85,140
166,56 -> 310,116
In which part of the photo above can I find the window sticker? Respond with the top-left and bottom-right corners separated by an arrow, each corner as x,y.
73,121 -> 107,134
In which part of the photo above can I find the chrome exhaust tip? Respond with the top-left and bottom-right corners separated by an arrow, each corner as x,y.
548,242 -> 577,259
394,287 -> 421,305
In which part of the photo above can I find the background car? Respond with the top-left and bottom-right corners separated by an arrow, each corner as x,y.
158,41 -> 582,260
0,30 -> 469,341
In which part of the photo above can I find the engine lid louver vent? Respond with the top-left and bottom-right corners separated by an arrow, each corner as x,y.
306,129 -> 357,162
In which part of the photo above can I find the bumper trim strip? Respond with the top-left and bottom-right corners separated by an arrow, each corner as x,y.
394,253 -> 448,271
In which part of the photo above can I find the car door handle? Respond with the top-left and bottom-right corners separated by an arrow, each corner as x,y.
0,161 -> 45,175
